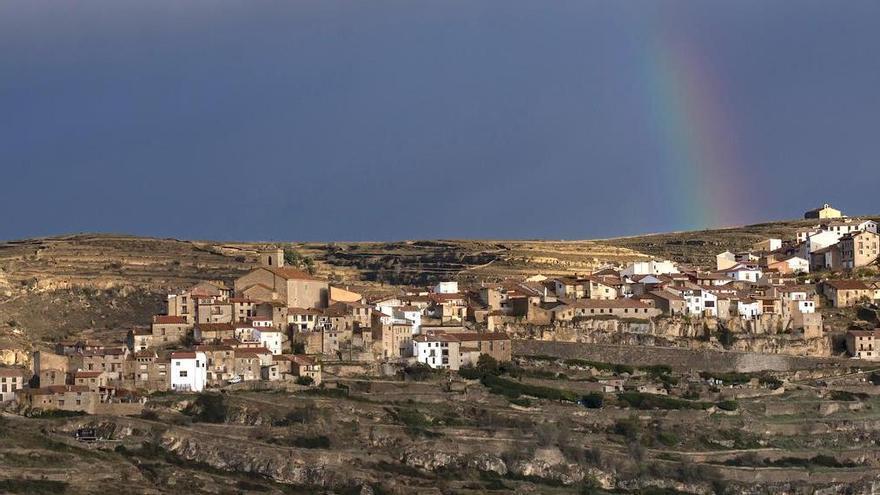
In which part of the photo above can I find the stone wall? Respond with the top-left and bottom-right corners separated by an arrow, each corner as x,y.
513,340 -> 860,373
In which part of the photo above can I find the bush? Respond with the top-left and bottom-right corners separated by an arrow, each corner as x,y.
458,366 -> 483,380
274,405 -> 318,426
579,392 -> 604,409
656,430 -> 679,447
295,375 -> 314,386
717,326 -> 736,349
562,358 -> 634,375
613,415 -> 642,442
830,390 -> 869,401
617,392 -> 711,410
186,393 -> 227,423
476,354 -> 501,376
716,400 -> 738,411
140,409 -> 159,421
482,375 -> 579,402
403,362 -> 436,381
291,435 -> 331,449
0,479 -> 69,494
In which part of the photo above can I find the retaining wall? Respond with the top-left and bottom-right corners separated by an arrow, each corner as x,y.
513,340 -> 861,373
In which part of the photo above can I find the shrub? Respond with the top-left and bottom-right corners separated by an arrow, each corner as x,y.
613,416 -> 642,442
295,375 -> 314,386
579,392 -> 604,409
0,479 -> 68,494
186,393 -> 227,423
274,405 -> 318,426
656,430 -> 679,447
140,409 -> 159,421
458,366 -> 483,380
291,435 -> 331,449
717,326 -> 736,349
562,358 -> 634,375
716,400 -> 738,411
482,375 -> 579,402
617,392 -> 711,410
476,354 -> 501,376
830,390 -> 869,401
403,362 -> 436,381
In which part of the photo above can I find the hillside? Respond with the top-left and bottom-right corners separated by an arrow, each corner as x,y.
0,216 -> 875,354
601,216 -> 880,268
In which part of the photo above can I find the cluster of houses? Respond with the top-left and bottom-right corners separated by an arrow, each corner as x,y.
2,205 -> 879,412
0,249 -> 513,413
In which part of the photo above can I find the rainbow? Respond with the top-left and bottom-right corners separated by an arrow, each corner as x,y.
641,23 -> 748,230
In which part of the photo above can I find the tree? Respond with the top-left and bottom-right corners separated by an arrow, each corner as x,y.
476,354 -> 501,376
580,392 -> 604,409
187,393 -> 227,423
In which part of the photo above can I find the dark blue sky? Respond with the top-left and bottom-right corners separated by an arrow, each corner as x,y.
2,1 -> 878,242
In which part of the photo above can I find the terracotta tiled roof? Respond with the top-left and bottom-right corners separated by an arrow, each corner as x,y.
153,315 -> 187,325
170,351 -> 198,359
826,280 -> 870,291
197,323 -> 235,332
74,371 -> 104,378
562,299 -> 652,309
265,267 -> 323,281
0,368 -> 27,377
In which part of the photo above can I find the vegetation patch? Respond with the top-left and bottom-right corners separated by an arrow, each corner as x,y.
482,375 -> 579,402
184,393 -> 228,423
720,453 -> 857,469
617,392 -> 711,410
0,479 -> 69,494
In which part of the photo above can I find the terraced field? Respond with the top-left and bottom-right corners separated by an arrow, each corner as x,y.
4,355 -> 880,494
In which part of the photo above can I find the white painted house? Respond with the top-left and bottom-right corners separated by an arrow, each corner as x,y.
170,351 -> 207,392
681,288 -> 718,317
394,305 -> 423,335
413,334 -> 460,370
723,265 -> 763,283
769,256 -> 810,274
434,281 -> 459,294
806,230 -> 842,254
255,328 -> 283,355
736,299 -> 762,319
622,260 -> 679,277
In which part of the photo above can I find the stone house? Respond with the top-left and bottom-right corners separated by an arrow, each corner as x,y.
151,315 -> 191,345
74,370 -> 108,392
19,385 -> 99,414
234,351 -> 264,381
822,280 -> 872,308
839,231 -> 880,270
195,323 -> 236,343
638,290 -> 686,316
125,351 -> 169,392
195,344 -> 236,383
128,329 -> 153,352
234,267 -> 329,309
33,351 -> 70,388
287,355 -> 322,385
552,299 -> 661,322
288,307 -> 325,332
372,323 -> 413,360
80,347 -> 128,381
195,296 -> 234,324
846,329 -> 880,360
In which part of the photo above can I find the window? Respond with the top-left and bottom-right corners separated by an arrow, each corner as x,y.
179,370 -> 188,377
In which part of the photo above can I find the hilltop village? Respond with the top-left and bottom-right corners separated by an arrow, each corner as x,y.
1,204 -> 879,416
